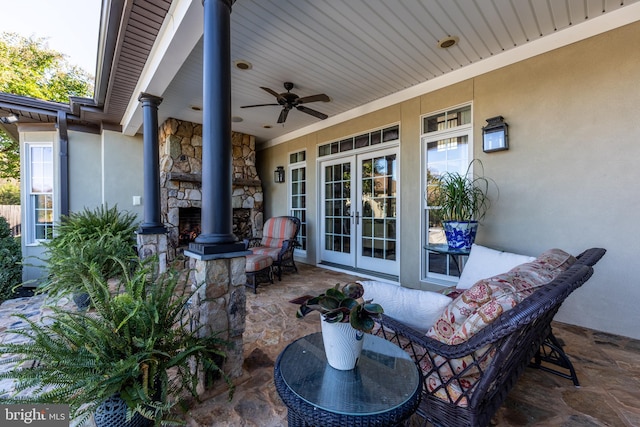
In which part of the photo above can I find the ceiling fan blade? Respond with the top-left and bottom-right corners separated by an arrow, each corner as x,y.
297,94 -> 330,104
240,103 -> 279,108
277,108 -> 290,124
296,105 -> 328,120
260,87 -> 286,102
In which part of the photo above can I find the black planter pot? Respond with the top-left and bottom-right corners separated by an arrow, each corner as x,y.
94,394 -> 152,427
72,292 -> 91,310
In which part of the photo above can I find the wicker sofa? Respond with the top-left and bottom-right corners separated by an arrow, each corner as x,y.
372,247 -> 606,427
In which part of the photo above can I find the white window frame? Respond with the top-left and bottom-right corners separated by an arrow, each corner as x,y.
420,104 -> 474,285
288,150 -> 307,255
25,143 -> 55,245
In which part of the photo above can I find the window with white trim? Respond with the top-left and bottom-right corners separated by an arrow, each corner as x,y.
26,144 -> 54,243
289,150 -> 307,252
422,104 -> 472,283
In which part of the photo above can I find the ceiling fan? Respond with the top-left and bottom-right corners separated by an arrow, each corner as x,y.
241,82 -> 330,124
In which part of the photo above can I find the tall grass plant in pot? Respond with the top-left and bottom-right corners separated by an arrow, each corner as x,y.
429,160 -> 494,251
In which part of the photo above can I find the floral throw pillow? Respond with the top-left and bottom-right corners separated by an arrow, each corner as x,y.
427,248 -> 576,345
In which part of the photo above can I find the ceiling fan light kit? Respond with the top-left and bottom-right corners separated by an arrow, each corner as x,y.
241,82 -> 330,124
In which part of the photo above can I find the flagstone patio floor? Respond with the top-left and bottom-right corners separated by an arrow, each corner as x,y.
1,262 -> 639,426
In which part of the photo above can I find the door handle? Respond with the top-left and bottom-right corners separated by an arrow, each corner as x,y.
354,211 -> 360,225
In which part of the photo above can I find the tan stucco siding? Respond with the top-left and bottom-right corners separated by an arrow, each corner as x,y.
257,21 -> 640,340
101,130 -> 144,220
68,130 -> 102,212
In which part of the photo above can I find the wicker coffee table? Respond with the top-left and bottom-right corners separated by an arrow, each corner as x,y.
274,332 -> 421,427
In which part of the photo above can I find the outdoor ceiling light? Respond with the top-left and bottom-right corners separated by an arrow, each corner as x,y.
233,60 -> 252,70
274,166 -> 285,183
482,116 -> 509,153
438,36 -> 459,49
0,115 -> 18,124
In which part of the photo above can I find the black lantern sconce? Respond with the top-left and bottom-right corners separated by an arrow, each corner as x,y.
482,116 -> 509,153
274,166 -> 285,183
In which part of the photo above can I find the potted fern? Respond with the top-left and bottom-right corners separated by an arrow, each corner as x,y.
0,256 -> 234,426
36,204 -> 138,309
295,282 -> 383,370
429,160 -> 493,251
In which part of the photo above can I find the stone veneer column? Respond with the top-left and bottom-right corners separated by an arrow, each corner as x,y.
185,0 -> 248,390
136,233 -> 168,273
189,255 -> 246,387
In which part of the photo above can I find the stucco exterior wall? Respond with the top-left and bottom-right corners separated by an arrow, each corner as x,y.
68,130 -> 102,212
257,21 -> 640,339
471,21 -> 640,338
101,130 -> 144,219
20,128 -> 144,284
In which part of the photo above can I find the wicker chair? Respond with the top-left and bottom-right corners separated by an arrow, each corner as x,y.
245,216 -> 301,280
373,247 -> 606,427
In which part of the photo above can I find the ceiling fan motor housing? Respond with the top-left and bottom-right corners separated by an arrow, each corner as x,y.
241,81 -> 330,123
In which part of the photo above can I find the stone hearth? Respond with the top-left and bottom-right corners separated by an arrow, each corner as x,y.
159,118 -> 263,262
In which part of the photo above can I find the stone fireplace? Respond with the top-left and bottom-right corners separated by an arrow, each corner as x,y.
159,118 -> 263,262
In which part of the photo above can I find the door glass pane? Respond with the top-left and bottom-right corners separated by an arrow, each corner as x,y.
360,153 -> 397,261
290,165 -> 307,250
324,162 -> 351,254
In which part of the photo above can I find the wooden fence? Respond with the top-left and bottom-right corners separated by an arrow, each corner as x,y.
0,205 -> 21,237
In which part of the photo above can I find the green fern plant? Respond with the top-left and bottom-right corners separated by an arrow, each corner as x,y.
37,204 -> 138,301
0,257 -> 234,426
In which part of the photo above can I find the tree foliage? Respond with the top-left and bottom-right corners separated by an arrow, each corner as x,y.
0,180 -> 20,204
0,32 -> 94,179
0,129 -> 19,179
0,216 -> 22,304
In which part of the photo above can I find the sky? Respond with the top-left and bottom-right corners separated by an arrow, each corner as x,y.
0,0 -> 101,75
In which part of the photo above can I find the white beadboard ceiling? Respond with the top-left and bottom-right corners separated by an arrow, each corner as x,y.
152,0 -> 640,146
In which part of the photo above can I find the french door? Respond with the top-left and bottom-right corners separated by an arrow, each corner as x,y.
320,147 -> 399,276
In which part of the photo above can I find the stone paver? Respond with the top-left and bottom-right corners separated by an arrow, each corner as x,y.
2,264 -> 640,426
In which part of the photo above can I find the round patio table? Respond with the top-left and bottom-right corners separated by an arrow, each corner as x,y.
274,332 -> 421,427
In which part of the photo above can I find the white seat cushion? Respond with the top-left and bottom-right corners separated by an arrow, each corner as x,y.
358,280 -> 452,334
455,244 -> 536,290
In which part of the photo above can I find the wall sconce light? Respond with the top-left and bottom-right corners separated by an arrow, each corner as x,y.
0,115 -> 19,124
482,116 -> 509,153
274,166 -> 285,183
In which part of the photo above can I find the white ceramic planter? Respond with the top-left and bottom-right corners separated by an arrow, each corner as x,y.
321,319 -> 365,370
